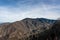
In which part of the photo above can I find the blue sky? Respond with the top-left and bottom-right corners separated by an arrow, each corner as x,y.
0,0 -> 60,22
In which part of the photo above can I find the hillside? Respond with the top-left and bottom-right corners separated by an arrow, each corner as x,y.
0,18 -> 58,40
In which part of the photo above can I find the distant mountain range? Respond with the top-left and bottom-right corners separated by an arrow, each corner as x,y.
0,18 -> 58,40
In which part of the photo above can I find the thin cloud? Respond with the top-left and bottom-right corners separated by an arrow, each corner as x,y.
0,4 -> 60,22
0,0 -> 60,22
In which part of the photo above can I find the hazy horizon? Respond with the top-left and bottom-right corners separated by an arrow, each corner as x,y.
0,0 -> 60,22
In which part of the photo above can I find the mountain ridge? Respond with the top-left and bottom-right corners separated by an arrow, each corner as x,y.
0,18 -> 58,40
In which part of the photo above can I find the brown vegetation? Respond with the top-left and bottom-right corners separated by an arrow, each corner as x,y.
0,18 -> 59,40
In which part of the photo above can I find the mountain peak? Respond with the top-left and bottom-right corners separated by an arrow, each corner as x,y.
22,18 -> 56,24
0,18 -> 57,40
